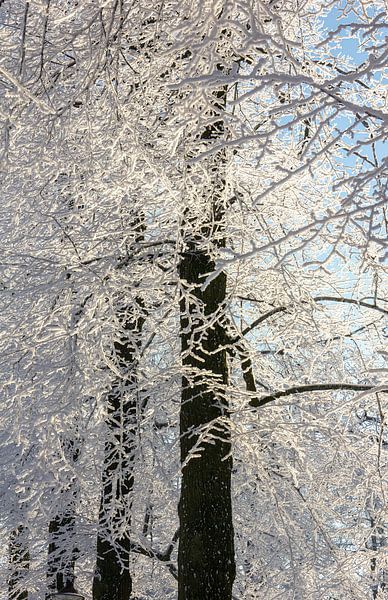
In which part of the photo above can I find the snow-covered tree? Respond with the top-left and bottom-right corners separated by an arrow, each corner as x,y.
0,1 -> 386,599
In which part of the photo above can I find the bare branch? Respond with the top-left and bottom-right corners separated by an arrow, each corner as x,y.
314,296 -> 388,315
231,296 -> 387,342
130,529 -> 179,580
250,383 -> 383,408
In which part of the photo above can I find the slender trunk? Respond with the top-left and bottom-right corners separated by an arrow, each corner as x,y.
178,81 -> 235,599
370,512 -> 386,600
46,438 -> 80,595
9,525 -> 29,600
47,514 -> 77,594
371,518 -> 378,600
92,304 -> 144,600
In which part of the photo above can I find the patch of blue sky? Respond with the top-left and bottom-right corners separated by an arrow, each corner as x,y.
312,6 -> 387,228
321,1 -> 387,66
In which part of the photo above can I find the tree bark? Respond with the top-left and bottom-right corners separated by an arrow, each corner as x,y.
178,80 -> 235,599
46,437 -> 80,596
92,304 -> 144,600
9,525 -> 29,600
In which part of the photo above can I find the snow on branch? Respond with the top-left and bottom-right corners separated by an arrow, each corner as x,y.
250,384 -> 387,409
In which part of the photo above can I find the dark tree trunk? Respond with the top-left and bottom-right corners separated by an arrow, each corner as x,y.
370,512 -> 386,600
9,525 -> 29,600
46,437 -> 80,596
178,80 -> 235,599
47,513 -> 77,595
92,304 -> 144,600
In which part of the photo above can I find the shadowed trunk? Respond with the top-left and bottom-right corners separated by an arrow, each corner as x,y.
46,437 -> 80,596
9,525 -> 29,600
92,302 -> 145,600
178,79 -> 235,599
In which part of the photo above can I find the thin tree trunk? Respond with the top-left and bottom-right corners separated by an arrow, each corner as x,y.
47,514 -> 77,594
178,81 -> 235,599
46,437 -> 80,595
92,303 -> 144,600
369,512 -> 386,600
9,525 -> 29,600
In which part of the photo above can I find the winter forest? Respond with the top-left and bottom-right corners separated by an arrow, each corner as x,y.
0,1 -> 387,599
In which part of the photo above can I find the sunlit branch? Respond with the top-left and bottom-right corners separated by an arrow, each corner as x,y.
314,296 -> 388,315
250,383 -> 384,409
233,296 -> 387,340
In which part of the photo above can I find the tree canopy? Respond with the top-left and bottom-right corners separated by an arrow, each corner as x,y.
0,1 -> 387,599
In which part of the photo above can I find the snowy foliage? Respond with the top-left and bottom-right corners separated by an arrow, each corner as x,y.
0,1 -> 387,599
